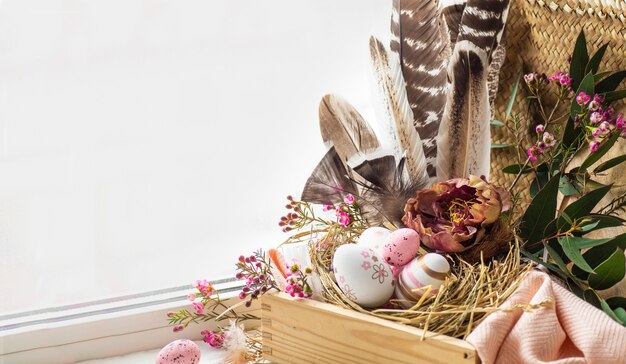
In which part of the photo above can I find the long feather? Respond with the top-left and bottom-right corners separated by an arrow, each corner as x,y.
369,36 -> 429,187
439,0 -> 467,47
390,0 -> 450,177
318,94 -> 380,164
436,0 -> 510,180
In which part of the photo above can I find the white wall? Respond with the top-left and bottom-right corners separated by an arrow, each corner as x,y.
0,0 -> 390,313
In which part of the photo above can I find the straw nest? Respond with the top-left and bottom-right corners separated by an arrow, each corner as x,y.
308,233 -> 542,340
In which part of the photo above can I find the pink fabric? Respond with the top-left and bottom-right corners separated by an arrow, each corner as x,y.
467,271 -> 626,364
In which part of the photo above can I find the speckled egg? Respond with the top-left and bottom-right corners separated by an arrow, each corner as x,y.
357,227 -> 391,255
332,244 -> 395,308
156,339 -> 201,364
395,253 -> 450,309
382,228 -> 420,267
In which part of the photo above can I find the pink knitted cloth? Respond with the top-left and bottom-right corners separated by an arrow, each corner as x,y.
467,271 -> 626,364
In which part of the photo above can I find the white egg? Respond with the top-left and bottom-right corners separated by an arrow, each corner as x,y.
332,244 -> 394,308
357,227 -> 391,256
395,253 -> 450,309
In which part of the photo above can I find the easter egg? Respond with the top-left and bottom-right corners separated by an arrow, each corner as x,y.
332,244 -> 395,308
382,228 -> 420,267
395,253 -> 450,309
357,227 -> 391,255
156,339 -> 201,364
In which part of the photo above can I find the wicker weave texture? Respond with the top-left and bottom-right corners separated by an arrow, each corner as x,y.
491,0 -> 626,201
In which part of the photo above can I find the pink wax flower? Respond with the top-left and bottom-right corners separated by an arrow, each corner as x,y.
590,112 -> 602,124
542,132 -> 556,147
576,92 -> 591,106
322,204 -> 334,212
337,211 -> 351,226
559,74 -> 572,86
187,293 -> 196,301
527,146 -> 541,162
547,72 -> 562,82
535,124 -> 545,134
593,94 -> 604,103
192,302 -> 204,315
590,141 -> 600,153
344,194 -> 355,204
592,128 -> 602,138
524,73 -> 535,84
600,121 -> 611,131
589,101 -> 600,111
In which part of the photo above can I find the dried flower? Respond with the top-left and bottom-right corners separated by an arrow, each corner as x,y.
402,176 -> 511,252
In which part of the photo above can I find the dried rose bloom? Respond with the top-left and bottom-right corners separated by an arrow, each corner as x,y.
402,176 -> 511,253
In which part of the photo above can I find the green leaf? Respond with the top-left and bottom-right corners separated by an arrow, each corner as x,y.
572,243 -> 622,280
583,289 -> 602,308
519,175 -> 560,246
570,72 -> 595,119
562,117 -> 580,147
559,175 -> 580,196
607,297 -> 626,310
594,155 -> 626,173
562,184 -> 612,221
585,43 -> 609,75
546,242 -> 576,279
602,89 -> 626,103
579,132 -> 620,171
530,171 -> 550,198
491,143 -> 514,149
581,214 -> 626,232
613,307 -> 626,325
564,236 -> 613,250
506,73 -> 521,121
570,31 -> 589,91
588,248 -> 625,290
502,164 -> 532,174
596,70 -> 626,93
600,298 -> 624,324
559,235 -> 595,273
490,120 -> 505,127
594,71 -> 612,83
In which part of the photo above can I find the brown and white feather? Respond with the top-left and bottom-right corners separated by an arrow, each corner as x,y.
437,0 -> 510,180
390,0 -> 450,177
369,36 -> 429,187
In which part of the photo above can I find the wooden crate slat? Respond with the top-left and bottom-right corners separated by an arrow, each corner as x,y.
262,293 -> 477,364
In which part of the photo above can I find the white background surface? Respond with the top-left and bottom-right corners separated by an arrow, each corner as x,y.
0,0 -> 390,313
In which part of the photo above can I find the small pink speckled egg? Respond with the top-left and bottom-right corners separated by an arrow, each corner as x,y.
156,339 -> 201,364
382,228 -> 420,267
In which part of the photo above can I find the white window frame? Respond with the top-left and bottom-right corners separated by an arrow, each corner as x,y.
0,277 -> 260,363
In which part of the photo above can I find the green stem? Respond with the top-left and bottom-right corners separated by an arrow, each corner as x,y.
508,157 -> 531,192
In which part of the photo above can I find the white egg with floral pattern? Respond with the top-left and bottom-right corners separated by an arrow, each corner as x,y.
332,244 -> 395,308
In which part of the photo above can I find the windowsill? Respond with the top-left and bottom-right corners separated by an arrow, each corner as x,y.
78,340 -> 225,364
0,278 -> 260,363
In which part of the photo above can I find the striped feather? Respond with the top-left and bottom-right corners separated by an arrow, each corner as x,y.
390,0 -> 450,177
369,36 -> 430,187
437,0 -> 510,180
300,147 -> 358,205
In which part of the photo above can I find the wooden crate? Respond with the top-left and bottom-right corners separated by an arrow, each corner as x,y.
261,293 -> 477,364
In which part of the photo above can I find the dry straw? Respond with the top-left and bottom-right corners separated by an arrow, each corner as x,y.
307,234 -> 547,340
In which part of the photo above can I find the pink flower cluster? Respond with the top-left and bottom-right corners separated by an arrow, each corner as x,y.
284,264 -> 313,298
279,195 -> 301,233
323,194 -> 356,227
573,92 -> 626,152
235,254 -> 271,308
527,124 -> 557,162
547,71 -> 572,87
194,279 -> 214,297
201,329 -> 224,348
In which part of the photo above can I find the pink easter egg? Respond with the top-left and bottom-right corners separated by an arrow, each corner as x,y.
382,228 -> 420,267
156,339 -> 201,364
